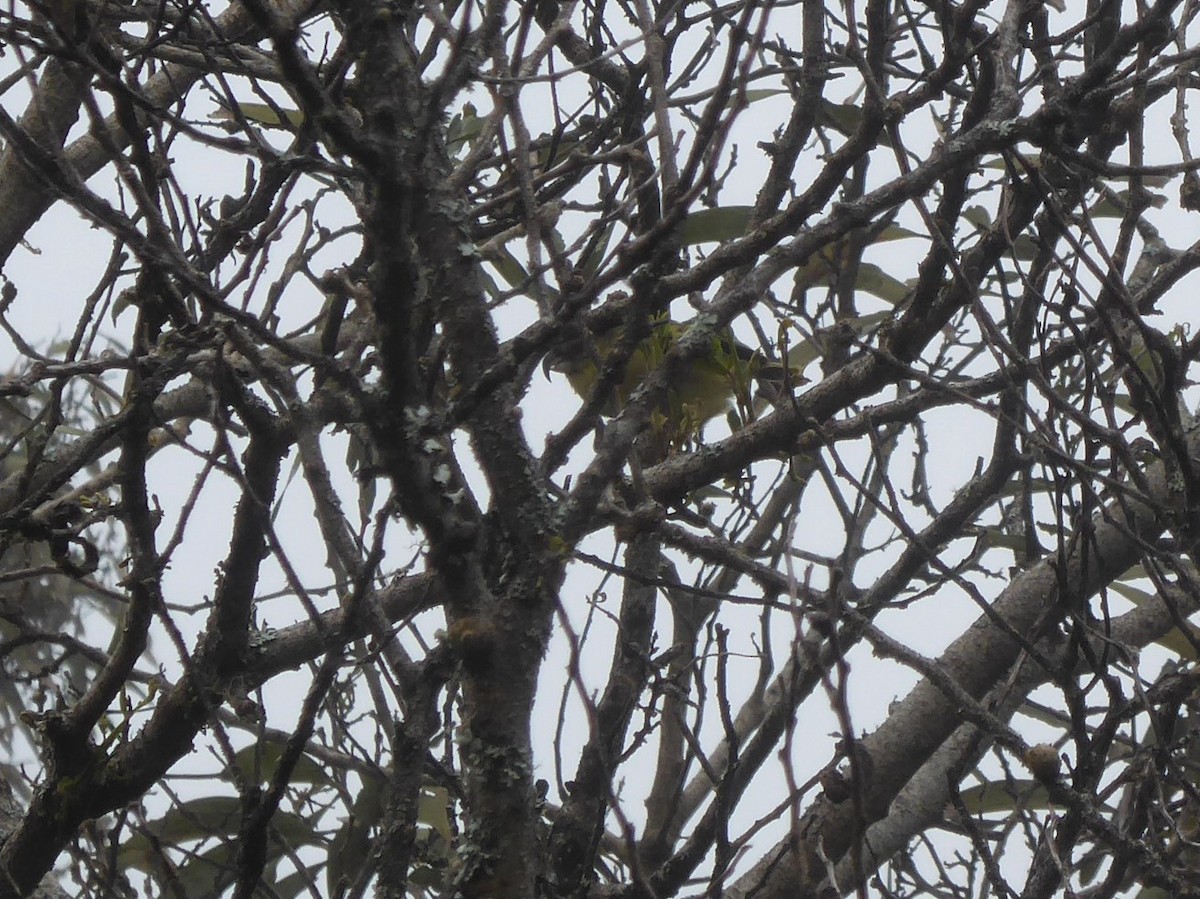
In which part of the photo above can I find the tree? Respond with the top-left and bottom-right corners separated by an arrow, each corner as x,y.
0,0 -> 1199,896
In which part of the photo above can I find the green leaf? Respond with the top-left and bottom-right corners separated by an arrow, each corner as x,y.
782,338 -> 819,375
1110,580 -> 1200,658
1076,847 -> 1104,885
171,841 -> 281,898
1109,391 -> 1136,416
475,265 -> 503,299
974,526 -> 1028,552
795,227 -> 923,291
853,262 -> 911,304
481,243 -> 529,288
579,221 -> 617,279
981,153 -> 1040,171
996,475 -> 1057,498
728,88 -> 790,108
962,205 -> 992,231
844,310 -> 893,335
273,865 -> 324,899
1017,701 -> 1068,731
1090,188 -> 1168,218
111,287 -> 135,324
1008,234 -> 1041,261
136,795 -> 242,846
1108,580 -> 1157,606
119,796 -> 324,872
959,778 -> 1050,815
679,206 -> 754,245
211,101 -> 305,130
689,484 -> 735,505
873,223 -> 925,243
327,777 -> 386,897
418,786 -> 453,842
230,743 -> 334,788
409,862 -> 447,891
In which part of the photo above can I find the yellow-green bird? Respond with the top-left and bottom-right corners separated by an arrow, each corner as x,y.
547,315 -> 800,453
543,225 -> 920,455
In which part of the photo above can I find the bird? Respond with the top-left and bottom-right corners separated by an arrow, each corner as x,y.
546,313 -> 805,455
